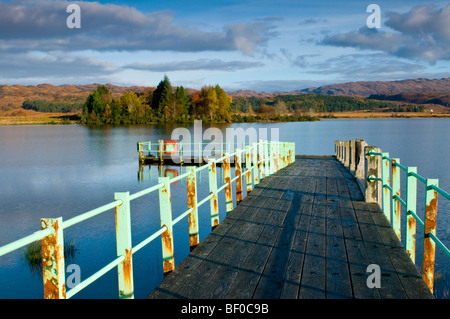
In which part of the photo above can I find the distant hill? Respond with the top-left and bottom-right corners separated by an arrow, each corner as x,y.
368,92 -> 450,108
0,83 -> 149,111
300,78 -> 450,97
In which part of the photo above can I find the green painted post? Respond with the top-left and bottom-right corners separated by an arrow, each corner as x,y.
406,167 -> 417,264
41,217 -> 66,299
275,141 -> 279,171
382,152 -> 391,223
208,160 -> 219,228
423,178 -> 439,293
269,141 -> 274,175
186,167 -> 199,248
392,158 -> 401,240
158,177 -> 175,274
114,192 -> 134,299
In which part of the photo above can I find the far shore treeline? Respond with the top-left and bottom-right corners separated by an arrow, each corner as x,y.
20,75 -> 425,125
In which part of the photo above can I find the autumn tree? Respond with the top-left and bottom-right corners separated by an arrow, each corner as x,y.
82,85 -> 113,124
119,91 -> 145,119
215,85 -> 232,122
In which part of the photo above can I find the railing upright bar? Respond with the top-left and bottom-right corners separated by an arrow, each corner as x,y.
235,148 -> 243,205
252,143 -> 259,186
392,158 -> 401,240
406,166 -> 418,264
186,167 -> 199,249
158,177 -> 175,275
41,217 -> 66,299
422,178 -> 439,293
114,192 -> 134,299
208,159 -> 219,229
223,153 -> 233,215
245,146 -> 252,193
382,152 -> 391,223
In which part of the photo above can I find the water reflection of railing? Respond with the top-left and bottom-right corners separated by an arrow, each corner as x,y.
335,139 -> 450,294
0,140 -> 295,299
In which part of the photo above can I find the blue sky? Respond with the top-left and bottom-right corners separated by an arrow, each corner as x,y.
0,0 -> 449,91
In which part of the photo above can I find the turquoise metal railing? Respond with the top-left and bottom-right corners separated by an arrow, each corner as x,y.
335,139 -> 449,294
0,140 -> 295,299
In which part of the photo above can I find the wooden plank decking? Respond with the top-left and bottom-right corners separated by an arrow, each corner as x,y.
148,157 -> 433,299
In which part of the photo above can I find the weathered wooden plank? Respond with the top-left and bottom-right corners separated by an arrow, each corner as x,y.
171,175 -> 286,299
298,175 -> 327,299
359,202 -> 433,299
279,176 -> 316,298
226,172 -> 297,298
334,170 -> 381,299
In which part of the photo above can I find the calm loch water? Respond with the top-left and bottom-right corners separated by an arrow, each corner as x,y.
0,118 -> 449,298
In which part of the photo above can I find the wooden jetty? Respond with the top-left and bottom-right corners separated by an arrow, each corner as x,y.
2,139 -> 446,299
148,156 -> 434,299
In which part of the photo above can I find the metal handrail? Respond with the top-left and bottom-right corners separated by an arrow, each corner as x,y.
0,139 -> 296,299
362,146 -> 450,293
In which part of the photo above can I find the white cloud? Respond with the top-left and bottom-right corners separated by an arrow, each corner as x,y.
0,0 -> 276,55
124,59 -> 263,72
321,4 -> 450,64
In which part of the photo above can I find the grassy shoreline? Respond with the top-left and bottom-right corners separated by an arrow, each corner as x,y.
1,110 -> 449,126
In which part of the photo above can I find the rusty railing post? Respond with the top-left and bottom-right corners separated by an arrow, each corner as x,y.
235,149 -> 243,205
223,153 -> 233,214
258,140 -> 265,180
406,166 -> 417,263
41,217 -> 66,299
158,177 -> 175,275
423,178 -> 439,293
245,146 -> 252,193
186,167 -> 199,249
365,146 -> 382,206
392,158 -> 401,240
138,142 -> 144,163
208,159 -> 219,228
114,192 -> 134,299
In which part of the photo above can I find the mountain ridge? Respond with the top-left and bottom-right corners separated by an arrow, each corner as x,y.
0,77 -> 449,110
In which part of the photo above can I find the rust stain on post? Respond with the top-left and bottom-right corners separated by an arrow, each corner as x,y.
223,154 -> 233,213
422,188 -> 438,292
187,169 -> 199,248
41,218 -> 66,299
235,151 -> 243,204
161,226 -> 174,273
122,248 -> 133,292
407,216 -> 416,260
